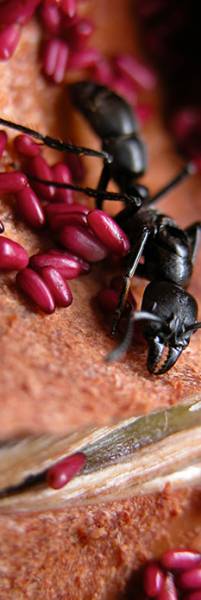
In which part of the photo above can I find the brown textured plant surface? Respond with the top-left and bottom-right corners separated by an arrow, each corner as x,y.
0,1 -> 201,598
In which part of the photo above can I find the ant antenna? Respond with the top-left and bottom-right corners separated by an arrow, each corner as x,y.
0,117 -> 112,163
149,161 -> 197,206
29,175 -> 142,206
106,310 -> 163,363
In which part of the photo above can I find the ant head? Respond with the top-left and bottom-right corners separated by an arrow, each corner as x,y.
107,309 -> 201,376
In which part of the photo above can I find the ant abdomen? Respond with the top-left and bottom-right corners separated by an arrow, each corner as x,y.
70,80 -> 139,139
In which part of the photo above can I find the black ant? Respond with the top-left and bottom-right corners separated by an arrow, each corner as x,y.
0,221 -> 4,233
0,82 -> 200,374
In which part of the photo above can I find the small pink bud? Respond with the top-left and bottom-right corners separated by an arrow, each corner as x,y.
68,18 -> 94,50
26,155 -> 55,200
41,267 -> 73,307
0,236 -> 29,270
177,568 -> 201,590
87,209 -> 130,255
51,162 -> 73,204
39,0 -> 61,36
144,562 -> 165,597
0,24 -> 21,60
49,211 -> 88,231
16,268 -> 55,313
59,225 -> 108,262
14,134 -> 41,158
0,0 -> 41,26
158,573 -> 178,600
47,452 -> 86,489
30,251 -> 83,279
96,288 -> 119,312
0,130 -> 7,157
42,38 -> 69,83
162,549 -> 201,571
114,54 -> 157,90
60,0 -> 76,19
68,47 -> 101,70
0,171 -> 28,192
15,186 -> 45,229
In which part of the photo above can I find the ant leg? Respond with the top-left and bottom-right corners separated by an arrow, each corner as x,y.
0,117 -> 111,162
148,162 -> 196,206
96,162 -> 111,210
185,222 -> 201,263
112,228 -> 150,335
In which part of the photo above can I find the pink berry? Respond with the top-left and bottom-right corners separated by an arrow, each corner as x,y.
51,162 -> 73,204
14,134 -> 41,158
68,47 -> 101,70
47,452 -> 86,489
158,573 -> 178,600
0,23 -> 21,60
177,568 -> 201,590
87,209 -> 130,255
0,171 -> 28,192
91,57 -> 113,86
46,202 -> 89,220
48,249 -> 90,274
26,155 -> 54,200
144,562 -> 164,598
60,0 -> 76,19
0,0 -> 41,26
114,54 -> 157,90
96,288 -> 119,312
0,130 -> 7,157
59,225 -> 108,262
68,18 -> 94,51
30,251 -> 83,279
49,211 -> 88,231
16,268 -> 55,313
162,550 -> 201,571
39,0 -> 61,36
40,267 -> 73,307
0,22 -> 21,60
15,186 -> 45,228
0,236 -> 29,270
144,562 -> 164,597
42,38 -> 69,83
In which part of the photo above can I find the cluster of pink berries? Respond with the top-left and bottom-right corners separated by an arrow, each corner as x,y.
0,130 -> 130,314
139,549 -> 201,600
0,0 -> 156,124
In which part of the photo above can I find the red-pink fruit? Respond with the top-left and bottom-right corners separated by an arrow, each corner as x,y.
41,267 -> 73,307
59,225 -> 108,262
14,134 -> 41,158
162,549 -> 201,571
158,573 -> 178,600
51,162 -> 73,204
16,268 -> 55,313
0,171 -> 28,192
0,0 -> 41,26
0,236 -> 28,270
47,452 -> 86,489
177,568 -> 201,590
30,251 -> 83,279
144,562 -> 165,597
42,38 -> 69,83
96,288 -> 119,312
39,0 -> 61,36
87,209 -> 130,255
16,186 -> 45,228
0,130 -> 7,157
26,155 -> 55,200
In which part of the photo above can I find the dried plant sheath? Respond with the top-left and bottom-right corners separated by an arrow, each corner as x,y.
0,398 -> 201,512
